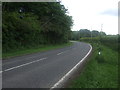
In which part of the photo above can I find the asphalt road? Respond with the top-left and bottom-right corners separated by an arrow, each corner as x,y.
2,41 -> 92,88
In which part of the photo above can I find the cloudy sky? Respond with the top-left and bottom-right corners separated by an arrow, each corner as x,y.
60,0 -> 119,35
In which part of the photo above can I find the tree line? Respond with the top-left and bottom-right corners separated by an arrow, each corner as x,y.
2,2 -> 73,53
71,29 -> 106,40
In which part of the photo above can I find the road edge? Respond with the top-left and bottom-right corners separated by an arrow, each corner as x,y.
50,43 -> 92,89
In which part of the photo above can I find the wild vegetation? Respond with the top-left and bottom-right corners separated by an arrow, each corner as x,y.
69,44 -> 118,88
2,2 -> 73,54
69,34 -> 119,88
2,1 -> 119,88
70,29 -> 106,40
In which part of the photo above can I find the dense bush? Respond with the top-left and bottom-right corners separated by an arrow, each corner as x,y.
2,2 -> 73,53
2,12 -> 43,52
79,35 -> 119,52
100,36 -> 118,51
70,29 -> 106,40
80,37 -> 100,43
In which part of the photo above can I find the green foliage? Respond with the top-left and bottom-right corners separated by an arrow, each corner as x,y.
79,29 -> 91,38
80,37 -> 100,43
96,54 -> 105,63
2,12 -> 42,52
100,35 -> 118,51
70,29 -> 106,40
70,31 -> 79,40
69,34 -> 119,88
69,43 -> 118,88
92,30 -> 99,37
79,35 -> 118,52
2,2 -> 73,53
3,42 -> 73,59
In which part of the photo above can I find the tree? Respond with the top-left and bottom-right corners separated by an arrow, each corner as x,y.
79,29 -> 91,37
100,31 -> 106,36
2,2 -> 73,52
92,30 -> 99,37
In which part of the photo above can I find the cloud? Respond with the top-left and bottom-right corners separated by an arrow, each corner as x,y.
100,9 -> 118,16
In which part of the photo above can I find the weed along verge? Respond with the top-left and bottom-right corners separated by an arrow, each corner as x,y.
3,42 -> 73,59
67,36 -> 118,88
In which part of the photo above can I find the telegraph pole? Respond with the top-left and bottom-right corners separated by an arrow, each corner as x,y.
100,24 -> 103,41
100,24 -> 103,37
101,24 -> 103,32
91,26 -> 92,43
99,24 -> 103,54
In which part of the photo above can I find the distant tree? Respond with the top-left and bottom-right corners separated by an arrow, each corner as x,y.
92,30 -> 99,37
79,29 -> 91,37
100,31 -> 106,36
70,31 -> 79,40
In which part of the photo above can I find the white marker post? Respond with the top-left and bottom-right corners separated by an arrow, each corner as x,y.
98,51 -> 101,55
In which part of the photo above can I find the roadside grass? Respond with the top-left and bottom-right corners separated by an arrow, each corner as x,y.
3,42 -> 73,59
69,43 -> 118,88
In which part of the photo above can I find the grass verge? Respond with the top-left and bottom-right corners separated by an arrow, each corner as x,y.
3,42 -> 73,59
69,43 -> 118,88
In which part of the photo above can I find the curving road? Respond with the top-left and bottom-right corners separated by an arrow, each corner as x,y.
2,41 -> 92,88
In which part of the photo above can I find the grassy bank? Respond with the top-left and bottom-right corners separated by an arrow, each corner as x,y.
69,43 -> 118,88
3,42 -> 73,59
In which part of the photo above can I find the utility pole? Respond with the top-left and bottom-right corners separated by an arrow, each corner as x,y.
78,30 -> 80,41
101,24 -> 103,32
99,24 -> 103,53
91,26 -> 92,43
100,24 -> 103,37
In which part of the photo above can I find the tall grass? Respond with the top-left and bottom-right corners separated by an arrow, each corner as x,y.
69,35 -> 119,88
3,42 -> 73,59
69,43 -> 118,88
80,35 -> 119,51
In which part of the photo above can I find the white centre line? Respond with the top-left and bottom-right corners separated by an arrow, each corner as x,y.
0,71 -> 2,74
0,57 -> 47,73
57,50 -> 69,55
57,52 -> 64,55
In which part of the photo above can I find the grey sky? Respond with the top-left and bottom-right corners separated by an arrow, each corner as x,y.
61,0 -> 119,35
101,9 -> 118,16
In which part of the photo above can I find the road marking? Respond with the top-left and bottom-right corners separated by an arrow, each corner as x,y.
57,50 -> 69,55
1,57 -> 47,73
2,56 -> 43,66
0,71 -> 2,74
57,52 -> 64,55
50,44 -> 92,89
